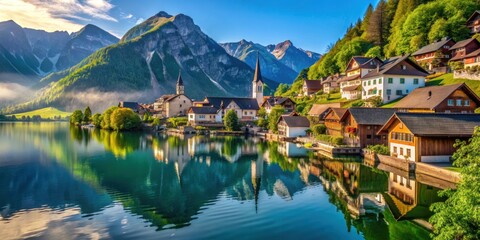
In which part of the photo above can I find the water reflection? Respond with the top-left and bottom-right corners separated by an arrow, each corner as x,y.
0,122 -> 448,239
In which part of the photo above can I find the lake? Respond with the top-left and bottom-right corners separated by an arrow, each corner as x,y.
0,122 -> 443,240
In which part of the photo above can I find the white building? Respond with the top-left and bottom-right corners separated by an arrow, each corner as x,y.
361,55 -> 429,104
339,56 -> 383,100
277,115 -> 310,138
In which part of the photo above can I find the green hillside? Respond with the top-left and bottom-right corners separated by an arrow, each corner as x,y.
8,107 -> 71,118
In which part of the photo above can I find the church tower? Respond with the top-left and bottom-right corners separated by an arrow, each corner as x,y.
176,70 -> 184,95
252,53 -> 264,106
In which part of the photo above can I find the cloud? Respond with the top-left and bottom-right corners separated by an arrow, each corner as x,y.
0,0 -> 117,32
136,18 -> 144,25
123,13 -> 133,19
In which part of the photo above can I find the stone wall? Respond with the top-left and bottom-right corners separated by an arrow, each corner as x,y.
454,70 -> 480,80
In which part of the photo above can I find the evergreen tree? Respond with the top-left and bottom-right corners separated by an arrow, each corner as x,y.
361,4 -> 374,34
83,106 -> 92,123
366,0 -> 387,47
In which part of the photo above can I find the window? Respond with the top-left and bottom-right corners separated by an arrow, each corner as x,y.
393,146 -> 397,153
406,178 -> 412,189
388,78 -> 393,84
413,78 -> 419,84
406,89 -> 409,93
364,81 -> 367,86
373,79 -> 376,85
386,89 -> 391,95
180,104 -> 182,108
400,78 -> 405,84
465,100 -> 471,106
396,90 -> 403,95
447,99 -> 454,106
445,54 -> 449,58
367,134 -> 372,139
456,99 -> 462,106
407,149 -> 411,158
368,81 -> 371,86
400,148 -> 404,156
401,65 -> 407,70
379,78 -> 382,84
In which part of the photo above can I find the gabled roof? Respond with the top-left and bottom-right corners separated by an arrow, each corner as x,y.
378,112 -> 480,137
465,48 -> 480,58
262,97 -> 295,108
362,55 -> 429,79
342,84 -> 362,91
394,83 -> 480,110
412,37 -> 455,56
467,10 -> 480,23
326,108 -> 348,120
204,97 -> 259,110
278,115 -> 310,128
304,80 -> 322,90
346,56 -> 383,72
188,106 -> 218,114
342,107 -> 397,125
450,38 -> 479,50
308,103 -> 342,116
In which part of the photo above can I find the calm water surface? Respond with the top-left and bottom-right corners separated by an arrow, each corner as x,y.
0,122 -> 444,240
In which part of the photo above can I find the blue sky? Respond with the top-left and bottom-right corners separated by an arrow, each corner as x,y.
0,0 -> 378,53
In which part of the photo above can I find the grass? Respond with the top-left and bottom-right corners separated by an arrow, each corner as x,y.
426,73 -> 480,94
444,166 -> 461,173
8,107 -> 71,119
381,97 -> 404,108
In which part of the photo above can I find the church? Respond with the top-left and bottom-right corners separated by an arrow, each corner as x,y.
187,55 -> 265,126
152,72 -> 193,118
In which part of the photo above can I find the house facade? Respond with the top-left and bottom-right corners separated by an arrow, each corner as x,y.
361,55 -> 429,103
153,73 -> 193,118
378,113 -> 480,163
466,10 -> 480,34
394,83 -> 480,113
187,106 -> 219,126
340,108 -> 396,148
464,48 -> 480,68
324,108 -> 348,137
412,37 -> 455,72
340,57 -> 383,100
322,74 -> 341,94
261,97 -> 295,114
449,38 -> 480,63
302,79 -> 322,96
308,103 -> 342,122
277,115 -> 310,138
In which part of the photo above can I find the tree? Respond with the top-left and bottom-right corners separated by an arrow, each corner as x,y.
70,110 -> 83,125
83,106 -> 92,123
311,124 -> 327,136
256,107 -> 269,129
143,111 -> 152,122
361,4 -> 374,34
274,84 -> 289,97
268,106 -> 285,133
365,46 -> 383,58
224,109 -> 240,131
92,113 -> 102,128
430,127 -> 480,240
110,108 -> 142,131
366,0 -> 387,47
101,106 -> 118,130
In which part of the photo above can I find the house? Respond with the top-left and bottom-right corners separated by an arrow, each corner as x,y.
118,101 -> 142,113
308,103 -> 342,122
302,79 -> 322,96
464,48 -> 480,68
378,113 -> 480,162
339,56 -> 383,100
322,74 -> 341,94
153,73 -> 193,118
412,37 -> 456,72
466,10 -> 480,34
340,108 -> 397,148
394,83 -> 480,113
277,115 -> 310,138
449,38 -> 480,63
324,108 -> 348,137
361,55 -> 429,104
187,106 -> 219,126
261,97 -> 296,114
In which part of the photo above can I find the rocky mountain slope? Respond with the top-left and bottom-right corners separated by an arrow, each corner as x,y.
6,12 -> 277,113
221,40 -> 320,83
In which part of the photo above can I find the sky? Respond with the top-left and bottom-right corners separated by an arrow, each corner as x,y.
0,0 -> 379,53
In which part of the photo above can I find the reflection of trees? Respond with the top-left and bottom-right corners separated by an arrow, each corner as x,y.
90,129 -> 142,157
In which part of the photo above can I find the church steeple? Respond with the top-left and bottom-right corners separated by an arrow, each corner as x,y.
252,52 -> 264,106
176,70 -> 184,95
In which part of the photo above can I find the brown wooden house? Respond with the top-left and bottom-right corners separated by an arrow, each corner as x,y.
302,79 -> 322,96
308,103 -> 342,122
467,10 -> 480,34
324,108 -> 348,137
394,83 -> 480,113
261,96 -> 295,114
378,113 -> 480,162
412,37 -> 456,72
449,38 -> 480,63
339,108 -> 397,148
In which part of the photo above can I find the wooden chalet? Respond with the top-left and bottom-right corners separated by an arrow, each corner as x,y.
277,115 -> 310,138
394,83 -> 480,113
466,10 -> 480,34
340,108 -> 397,148
412,37 -> 456,72
302,79 -> 322,96
308,103 -> 342,122
261,96 -> 295,114
339,56 -> 383,100
449,38 -> 480,63
464,48 -> 480,68
322,74 -> 341,94
324,108 -> 348,137
378,113 -> 480,162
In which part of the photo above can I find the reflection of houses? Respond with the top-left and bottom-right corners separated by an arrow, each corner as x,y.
302,79 -> 322,96
153,137 -> 192,177
394,83 -> 480,113
277,142 -> 308,158
412,37 -> 455,72
307,103 -> 342,122
340,108 -> 396,148
378,113 -> 480,162
261,97 -> 295,114
153,72 -> 193,118
384,172 -> 442,220
186,137 -> 258,163
361,55 -> 428,103
277,115 -> 310,138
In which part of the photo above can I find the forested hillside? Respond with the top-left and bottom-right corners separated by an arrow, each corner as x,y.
307,0 -> 480,80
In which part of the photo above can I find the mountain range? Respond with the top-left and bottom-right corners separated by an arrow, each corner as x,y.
221,40 -> 320,83
0,20 -> 118,84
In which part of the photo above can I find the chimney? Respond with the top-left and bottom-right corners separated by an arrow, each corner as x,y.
376,64 -> 380,73
428,91 -> 432,99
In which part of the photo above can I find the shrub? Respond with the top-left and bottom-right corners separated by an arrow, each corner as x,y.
224,109 -> 240,131
332,136 -> 344,146
366,144 -> 390,155
110,108 -> 142,131
152,118 -> 161,126
92,113 -> 102,127
311,124 -> 327,136
168,117 -> 188,128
